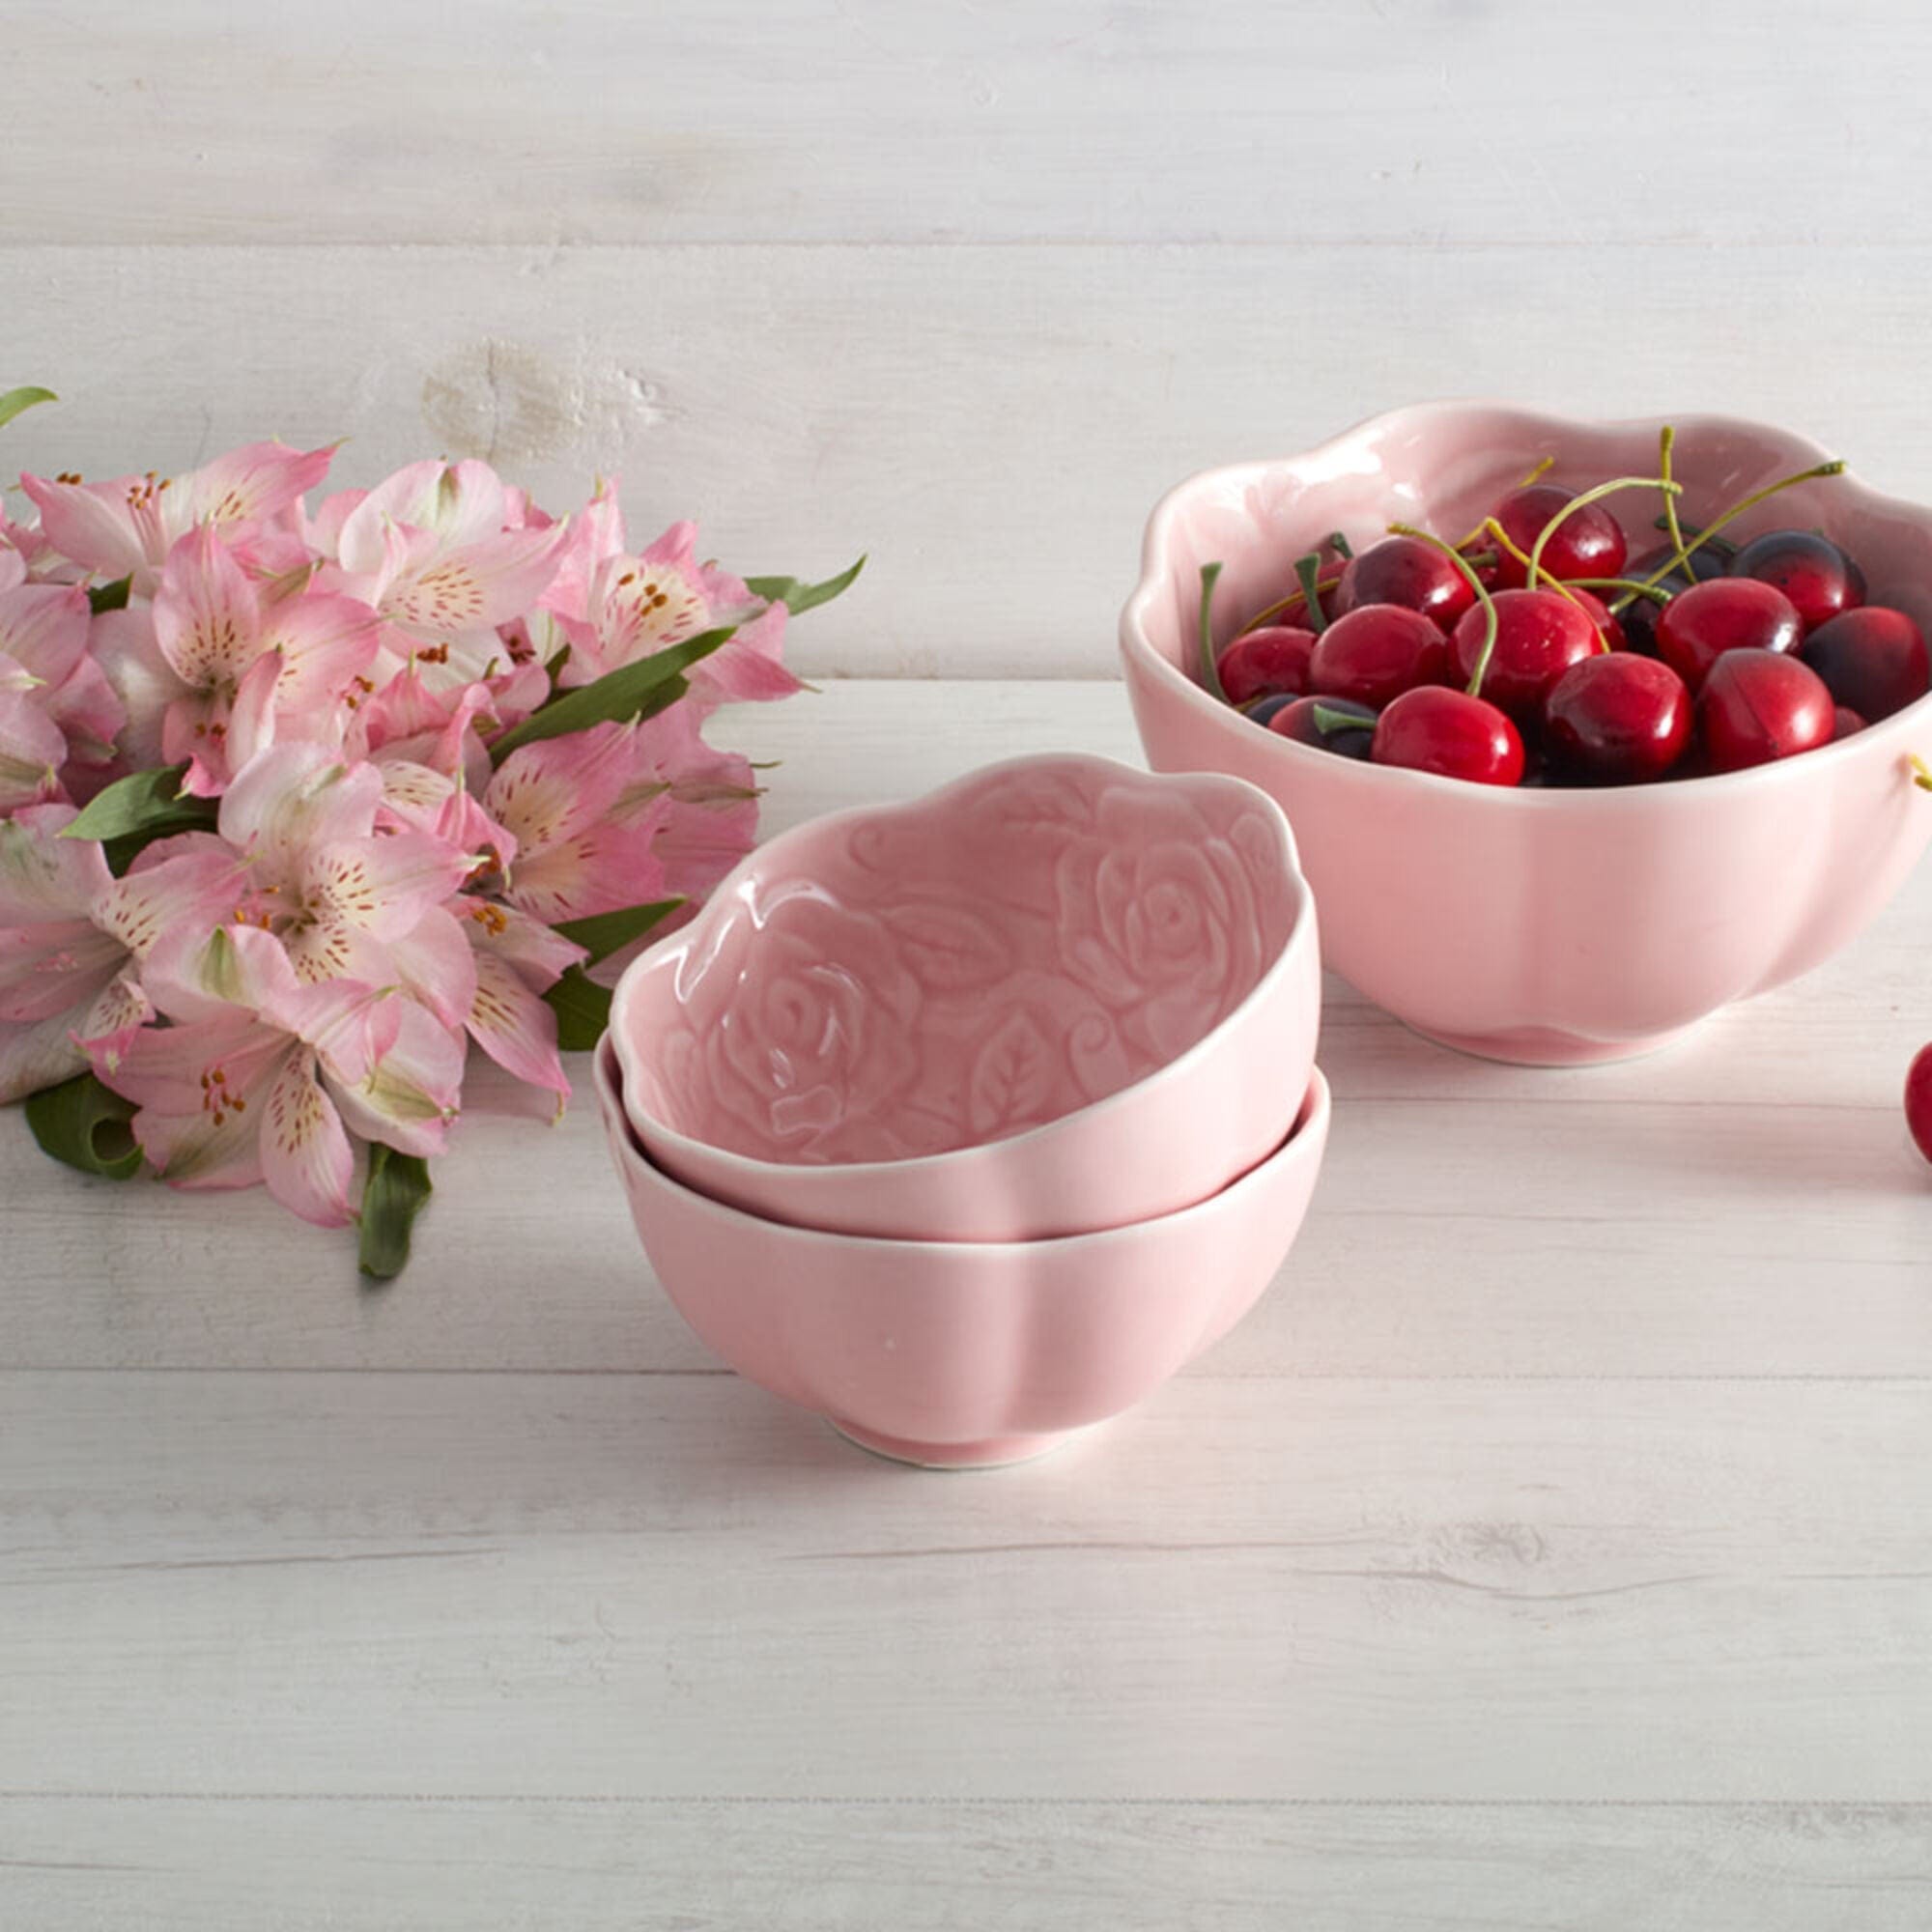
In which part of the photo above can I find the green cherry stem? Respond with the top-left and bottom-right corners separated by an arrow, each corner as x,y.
1234,569 -> 1343,638
1309,702 -> 1372,736
1388,522 -> 1499,698
1565,575 -> 1675,606
1198,561 -> 1227,700
1658,425 -> 1688,567
1913,754 -> 1932,794
1609,460 -> 1849,614
1524,474 -> 1681,592
1326,530 -> 1354,560
1480,517 -> 1606,647
1293,553 -> 1329,634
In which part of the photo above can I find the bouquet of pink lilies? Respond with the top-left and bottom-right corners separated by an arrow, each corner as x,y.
0,387 -> 856,1275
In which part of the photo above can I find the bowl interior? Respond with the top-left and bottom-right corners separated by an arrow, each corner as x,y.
1133,406 -> 1932,678
616,756 -> 1299,1168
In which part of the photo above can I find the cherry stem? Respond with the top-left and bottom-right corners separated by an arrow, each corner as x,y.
1235,569 -> 1343,637
1913,754 -> 1932,795
1609,460 -> 1848,614
1525,474 -> 1680,592
1566,575 -> 1674,606
1198,561 -> 1226,700
1293,553 -> 1329,634
1519,454 -> 1556,488
1388,522 -> 1497,698
1310,702 -> 1374,737
1658,426 -> 1688,570
1327,530 -> 1354,560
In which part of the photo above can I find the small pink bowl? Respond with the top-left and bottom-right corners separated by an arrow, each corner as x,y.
608,753 -> 1320,1239
594,1035 -> 1330,1467
1122,403 -> 1932,1065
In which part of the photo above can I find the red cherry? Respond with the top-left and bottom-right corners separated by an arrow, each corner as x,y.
1307,604 -> 1450,708
1217,625 -> 1317,706
1568,587 -> 1627,654
1491,483 -> 1628,589
1333,535 -> 1476,634
1729,528 -> 1866,632
1697,649 -> 1834,771
1268,694 -> 1378,759
1448,587 -> 1602,724
1370,686 -> 1524,785
1619,542 -> 1731,655
1654,578 -> 1804,692
1543,652 -> 1692,783
1833,704 -> 1867,740
1907,1042 -> 1932,1165
1799,607 -> 1931,722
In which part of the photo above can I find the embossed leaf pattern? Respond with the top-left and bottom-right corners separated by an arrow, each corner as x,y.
966,1009 -> 1055,1140
877,902 -> 1012,993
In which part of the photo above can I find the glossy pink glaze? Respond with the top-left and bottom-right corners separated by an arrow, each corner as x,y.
593,1037 -> 1330,1466
609,753 -> 1320,1238
1121,404 -> 1932,1065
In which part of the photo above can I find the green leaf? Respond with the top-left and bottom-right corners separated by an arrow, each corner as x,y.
743,554 -> 866,616
88,575 -> 131,614
551,898 -> 683,967
0,385 -> 57,433
487,627 -> 736,767
358,1144 -> 435,1281
62,764 -> 203,841
24,1072 -> 143,1180
542,965 -> 613,1051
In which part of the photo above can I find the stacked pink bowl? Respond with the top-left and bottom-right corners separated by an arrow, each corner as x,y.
597,753 -> 1329,1466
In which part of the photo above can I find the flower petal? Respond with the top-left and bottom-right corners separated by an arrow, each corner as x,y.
0,691 -> 68,811
302,827 -> 473,941
0,582 -> 91,687
17,473 -> 151,582
0,803 -> 113,922
483,719 -> 644,857
467,948 -> 569,1108
174,440 -> 336,531
0,920 -> 126,1024
152,525 -> 264,692
324,996 -> 463,1158
384,902 -> 479,1032
217,742 -> 384,878
384,526 -> 562,639
257,1047 -> 356,1227
93,846 -> 247,963
500,794 -> 672,925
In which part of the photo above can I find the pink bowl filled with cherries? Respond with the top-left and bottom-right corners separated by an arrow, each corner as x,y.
1121,403 -> 1932,1065
608,753 -> 1320,1239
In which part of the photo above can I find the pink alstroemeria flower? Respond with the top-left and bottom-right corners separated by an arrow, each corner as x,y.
454,895 -> 586,1111
329,460 -> 563,690
0,808 -> 239,1100
142,526 -> 381,795
207,744 -> 479,1024
480,720 -> 672,925
95,922 -> 462,1226
20,440 -> 336,596
0,581 -> 127,792
556,521 -> 799,709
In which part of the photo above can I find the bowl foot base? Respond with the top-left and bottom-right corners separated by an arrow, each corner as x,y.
1403,1019 -> 1702,1067
829,1418 -> 1093,1469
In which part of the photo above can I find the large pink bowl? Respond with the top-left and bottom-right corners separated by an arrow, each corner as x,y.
1122,403 -> 1932,1065
594,1035 -> 1330,1467
608,753 -> 1320,1239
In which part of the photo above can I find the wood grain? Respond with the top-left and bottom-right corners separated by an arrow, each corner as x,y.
4,1797 -> 1930,1931
7,244 -> 1932,677
11,0 -> 1931,247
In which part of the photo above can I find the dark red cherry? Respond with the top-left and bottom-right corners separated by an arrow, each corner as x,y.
1799,607 -> 1931,722
1447,587 -> 1602,724
1269,694 -> 1378,759
1908,1042 -> 1932,1166
1729,528 -> 1866,632
1307,604 -> 1449,708
1619,542 -> 1731,655
1370,686 -> 1524,785
1217,625 -> 1317,706
1333,534 -> 1477,634
1244,693 -> 1297,729
1491,483 -> 1628,588
1832,704 -> 1867,740
1543,652 -> 1692,783
1654,578 -> 1804,693
1697,649 -> 1834,772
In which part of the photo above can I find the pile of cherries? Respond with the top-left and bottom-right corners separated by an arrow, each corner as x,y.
1204,436 -> 1931,786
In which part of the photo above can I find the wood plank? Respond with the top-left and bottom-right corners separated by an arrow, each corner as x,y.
4,682 -> 1929,1378
8,243 -> 1932,678
4,1796 -> 1931,1931
4,1372 -> 1932,1803
10,0 -> 1931,247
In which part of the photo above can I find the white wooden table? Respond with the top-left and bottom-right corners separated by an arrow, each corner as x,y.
5,678 -> 1932,1928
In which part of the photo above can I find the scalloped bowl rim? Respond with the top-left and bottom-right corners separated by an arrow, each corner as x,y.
608,749 -> 1318,1180
596,1032 -> 1330,1260
1120,400 -> 1932,803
